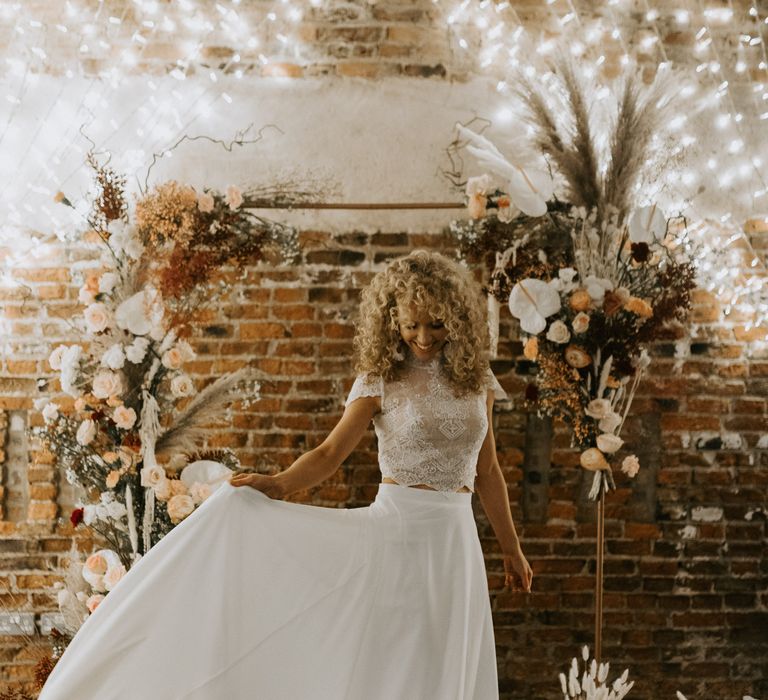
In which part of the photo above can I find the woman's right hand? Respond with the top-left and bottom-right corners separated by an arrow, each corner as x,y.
229,472 -> 285,499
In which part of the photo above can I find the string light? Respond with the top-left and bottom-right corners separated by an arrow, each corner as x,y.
0,0 -> 765,329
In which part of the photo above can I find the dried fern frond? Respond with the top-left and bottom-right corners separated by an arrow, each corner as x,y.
603,71 -> 671,218
154,367 -> 259,457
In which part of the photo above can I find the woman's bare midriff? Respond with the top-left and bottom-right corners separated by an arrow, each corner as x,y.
381,477 -> 471,493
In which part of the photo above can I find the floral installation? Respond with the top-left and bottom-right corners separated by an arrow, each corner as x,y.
450,60 -> 696,501
33,156 -> 296,661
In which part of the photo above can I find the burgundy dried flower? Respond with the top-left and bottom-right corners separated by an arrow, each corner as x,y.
70,508 -> 84,527
630,242 -> 650,263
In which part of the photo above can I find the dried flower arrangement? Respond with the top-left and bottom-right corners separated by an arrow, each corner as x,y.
450,60 -> 696,501
33,157 -> 300,671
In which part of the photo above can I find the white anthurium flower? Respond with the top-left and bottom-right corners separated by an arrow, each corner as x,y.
456,123 -> 553,217
629,203 -> 666,244
115,287 -> 163,337
181,460 -> 233,495
508,278 -> 561,335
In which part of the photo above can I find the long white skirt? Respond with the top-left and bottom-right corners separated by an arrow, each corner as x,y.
38,481 -> 499,700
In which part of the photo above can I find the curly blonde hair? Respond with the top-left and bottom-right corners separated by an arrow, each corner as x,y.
353,250 -> 490,395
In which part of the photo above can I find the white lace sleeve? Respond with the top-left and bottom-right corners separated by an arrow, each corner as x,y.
484,367 -> 507,401
344,374 -> 383,408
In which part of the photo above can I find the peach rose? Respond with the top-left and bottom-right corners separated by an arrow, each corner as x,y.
468,193 -> 487,219
189,482 -> 212,505
85,553 -> 108,575
86,593 -> 105,613
113,405 -> 137,430
153,478 -> 172,501
74,397 -> 87,412
167,494 -> 195,523
92,371 -> 123,400
523,336 -> 539,361
105,470 -> 120,488
169,479 -> 189,496
103,564 -> 126,591
572,312 -> 590,334
161,348 -> 183,370
84,303 -> 111,333
569,289 -> 592,312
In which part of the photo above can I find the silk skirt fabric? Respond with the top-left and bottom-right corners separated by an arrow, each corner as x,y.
38,480 -> 499,700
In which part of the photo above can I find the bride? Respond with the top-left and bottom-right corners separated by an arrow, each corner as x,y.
38,249 -> 532,700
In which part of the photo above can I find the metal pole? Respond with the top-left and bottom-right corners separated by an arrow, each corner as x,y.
243,200 -> 465,210
595,486 -> 605,665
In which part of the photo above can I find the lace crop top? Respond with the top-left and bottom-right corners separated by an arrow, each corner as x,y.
344,354 -> 507,492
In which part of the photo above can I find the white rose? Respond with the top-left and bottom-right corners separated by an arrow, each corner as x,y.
84,303 -> 111,333
572,312 -> 590,334
161,348 -> 183,370
197,191 -> 215,213
170,374 -> 194,398
596,433 -> 624,454
598,411 -> 622,433
76,419 -> 97,446
546,320 -> 571,344
225,184 -> 243,210
113,405 -> 137,430
559,267 -> 578,284
48,344 -> 67,371
101,344 -> 126,370
167,494 -> 195,523
103,564 -> 126,591
465,174 -> 493,196
585,398 -> 612,420
125,337 -> 150,364
92,371 -> 123,399
98,272 -> 119,294
42,402 -> 59,422
140,465 -> 167,488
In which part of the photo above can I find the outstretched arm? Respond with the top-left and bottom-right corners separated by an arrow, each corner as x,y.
229,395 -> 380,498
474,392 -> 533,592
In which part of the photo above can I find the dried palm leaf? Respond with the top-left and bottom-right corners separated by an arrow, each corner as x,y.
154,366 -> 258,457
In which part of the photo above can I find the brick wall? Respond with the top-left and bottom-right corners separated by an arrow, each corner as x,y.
1,229 -> 767,698
1,0 -> 768,697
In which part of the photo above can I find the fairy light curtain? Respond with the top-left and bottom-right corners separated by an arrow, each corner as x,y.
0,0 -> 766,327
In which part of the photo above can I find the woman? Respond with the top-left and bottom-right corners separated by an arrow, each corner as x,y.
39,250 -> 531,700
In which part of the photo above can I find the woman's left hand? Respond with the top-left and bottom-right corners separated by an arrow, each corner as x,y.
503,548 -> 533,592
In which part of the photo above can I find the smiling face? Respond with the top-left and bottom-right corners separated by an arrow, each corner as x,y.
397,304 -> 449,361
